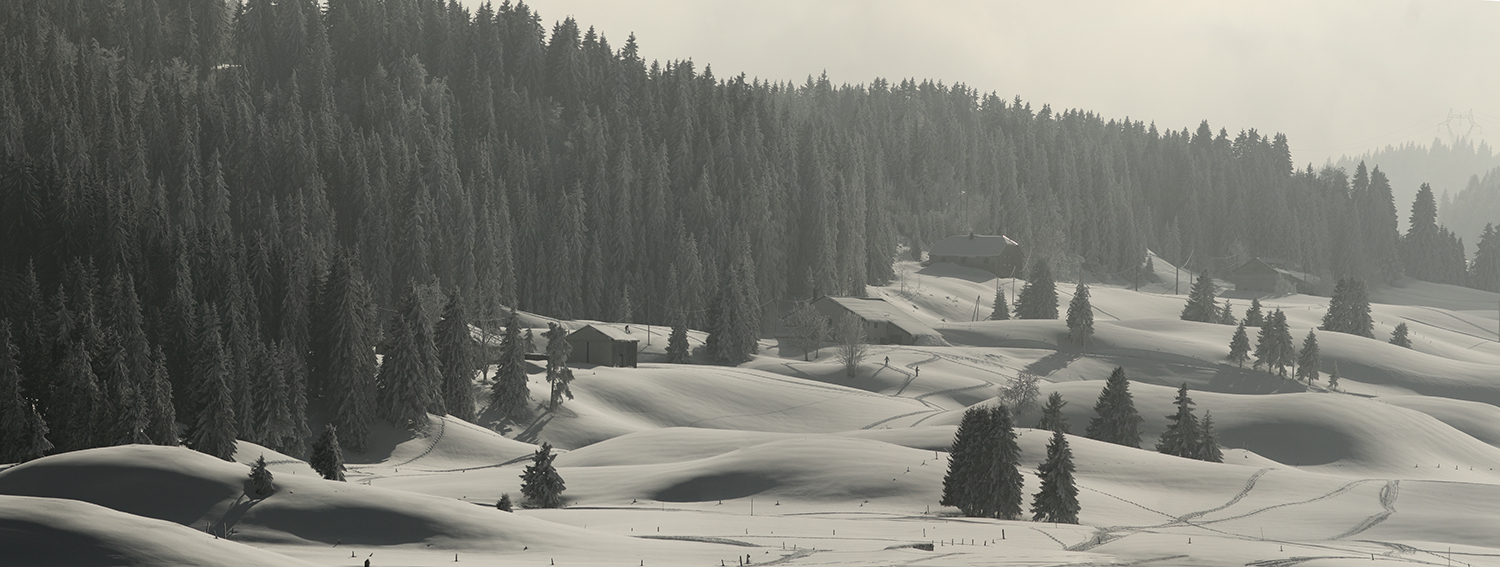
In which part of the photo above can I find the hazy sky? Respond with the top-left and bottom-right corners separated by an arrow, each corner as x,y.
464,0 -> 1500,166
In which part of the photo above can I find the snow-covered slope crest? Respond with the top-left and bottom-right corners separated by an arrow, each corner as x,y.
0,444 -> 694,554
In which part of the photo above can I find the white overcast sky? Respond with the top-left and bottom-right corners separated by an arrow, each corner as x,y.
467,0 -> 1500,165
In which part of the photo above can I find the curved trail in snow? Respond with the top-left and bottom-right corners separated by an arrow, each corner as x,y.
1177,468 -> 1274,522
1333,480 -> 1399,540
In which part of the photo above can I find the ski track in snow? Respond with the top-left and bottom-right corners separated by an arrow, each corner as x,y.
1332,480 -> 1399,540
1176,468 -> 1274,521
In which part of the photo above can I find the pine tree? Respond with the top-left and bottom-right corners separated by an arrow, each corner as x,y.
489,309 -> 530,420
435,290 -> 478,422
940,406 -> 988,515
542,323 -> 575,410
1390,323 -> 1412,348
520,442 -> 566,508
665,307 -> 691,363
1243,298 -> 1264,327
1037,391 -> 1070,433
1155,383 -> 1199,458
1030,429 -> 1080,524
1218,301 -> 1236,325
1,321 -> 52,463
310,424 -> 347,482
1085,367 -> 1143,447
249,455 -> 275,497
1066,283 -> 1094,346
1228,323 -> 1251,367
1296,330 -> 1321,384
1180,272 -> 1218,323
1014,260 -> 1058,319
1195,411 -> 1223,463
983,404 -> 1025,520
990,288 -> 1011,320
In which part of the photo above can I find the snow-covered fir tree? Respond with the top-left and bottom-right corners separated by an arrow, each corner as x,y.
249,455 -> 275,497
542,323 -> 575,410
1322,278 -> 1374,338
1390,322 -> 1412,348
188,309 -> 237,461
1328,362 -> 1342,391
377,284 -> 443,429
941,406 -> 988,516
434,290 -> 479,423
489,309 -> 530,420
1085,367 -> 1143,447
1180,273 -> 1219,323
1030,429 -> 1080,524
1296,330 -> 1321,384
1243,298 -> 1265,327
1228,323 -> 1251,367
1014,261 -> 1058,319
310,253 -> 378,452
1037,391 -> 1070,433
665,307 -> 692,363
497,493 -> 513,512
1066,283 -> 1094,346
310,424 -> 347,481
1156,383 -> 1199,458
1218,301 -> 1236,325
984,404 -> 1026,520
0,321 -> 52,463
520,443 -> 566,508
1196,411 -> 1224,462
990,288 -> 1011,320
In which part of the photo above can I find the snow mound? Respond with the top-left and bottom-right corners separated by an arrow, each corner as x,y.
0,494 -> 318,567
0,445 -> 658,552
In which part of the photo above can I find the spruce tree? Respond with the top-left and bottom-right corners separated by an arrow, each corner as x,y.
1321,278 -> 1374,338
1180,272 -> 1218,323
520,442 -> 566,508
0,321 -> 52,463
1328,362 -> 1341,391
1014,260 -> 1058,319
310,253 -> 377,452
1066,283 -> 1094,346
542,323 -> 575,410
310,424 -> 347,481
1030,429 -> 1080,524
249,455 -> 275,497
1155,383 -> 1199,458
252,342 -> 294,451
377,287 -> 438,429
1243,298 -> 1264,327
188,368 -> 238,461
1296,330 -> 1321,385
1085,367 -> 1143,447
435,290 -> 479,423
489,309 -> 530,420
984,404 -> 1025,520
1269,311 -> 1296,378
497,493 -> 513,512
665,307 -> 691,363
1228,323 -> 1251,367
990,288 -> 1011,320
1389,323 -> 1412,348
1037,391 -> 1070,434
1195,411 -> 1223,463
146,345 -> 178,446
1218,301 -> 1235,325
940,406 -> 988,515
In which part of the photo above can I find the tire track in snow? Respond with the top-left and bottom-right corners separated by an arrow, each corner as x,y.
1176,468 -> 1273,522
1333,480 -> 1398,540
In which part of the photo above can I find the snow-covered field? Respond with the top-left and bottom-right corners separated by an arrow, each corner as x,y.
7,257 -> 1500,566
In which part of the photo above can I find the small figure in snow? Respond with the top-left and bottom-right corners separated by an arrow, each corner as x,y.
884,356 -> 889,367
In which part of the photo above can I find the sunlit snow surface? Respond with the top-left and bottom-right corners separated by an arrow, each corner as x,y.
7,257 -> 1500,566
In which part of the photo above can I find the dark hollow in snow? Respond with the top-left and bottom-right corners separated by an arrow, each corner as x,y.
654,473 -> 778,502
1217,422 -> 1351,466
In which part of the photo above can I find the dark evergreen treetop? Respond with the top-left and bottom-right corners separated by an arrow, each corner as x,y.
1037,391 -> 1070,434
1015,261 -> 1058,320
1180,273 -> 1218,323
1321,278 -> 1374,338
435,289 -> 479,423
520,442 -> 566,508
1389,322 -> 1412,348
1155,383 -> 1199,459
310,423 -> 347,482
1031,429 -> 1080,524
1066,282 -> 1094,346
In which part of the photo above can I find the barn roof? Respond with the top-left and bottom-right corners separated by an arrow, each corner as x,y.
814,296 -> 939,338
1230,258 -> 1319,285
929,234 -> 1019,258
568,324 -> 639,343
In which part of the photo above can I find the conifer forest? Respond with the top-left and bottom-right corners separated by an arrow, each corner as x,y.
0,0 -> 1495,459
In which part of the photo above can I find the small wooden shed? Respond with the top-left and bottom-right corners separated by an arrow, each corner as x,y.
566,324 -> 639,368
1226,258 -> 1318,294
